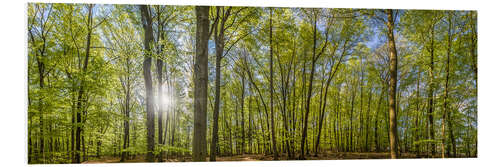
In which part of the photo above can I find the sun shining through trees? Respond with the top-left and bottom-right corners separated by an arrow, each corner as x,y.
159,84 -> 174,110
27,3 -> 477,164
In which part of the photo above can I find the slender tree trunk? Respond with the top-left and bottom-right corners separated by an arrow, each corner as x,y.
74,5 -> 93,163
468,12 -> 477,82
157,60 -> 164,162
248,97 -> 253,154
415,68 -> 421,156
365,87 -> 372,152
121,77 -> 131,162
156,9 -> 165,161
442,12 -> 454,158
349,85 -> 355,152
71,91 -> 75,162
314,74 -> 331,156
277,35 -> 296,159
359,58 -> 365,153
291,73 -> 298,155
335,90 -> 341,151
385,9 -> 399,159
269,8 -> 279,160
81,130 -> 86,161
210,43 -> 222,160
300,11 -> 321,160
313,47 -> 345,156
245,65 -> 271,155
210,6 -> 231,161
374,87 -> 384,152
38,55 -> 46,163
241,74 -> 246,154
37,49 -> 46,163
119,54 -> 132,162
428,23 -> 436,158
28,5 -> 51,162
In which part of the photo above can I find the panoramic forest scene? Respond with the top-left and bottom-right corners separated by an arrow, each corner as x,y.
27,3 -> 477,164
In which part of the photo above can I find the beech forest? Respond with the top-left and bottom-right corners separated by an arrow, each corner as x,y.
27,3 -> 477,164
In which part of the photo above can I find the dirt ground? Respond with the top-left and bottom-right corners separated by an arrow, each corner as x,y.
82,152 -> 429,164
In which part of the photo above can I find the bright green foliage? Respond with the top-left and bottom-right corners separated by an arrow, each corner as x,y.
27,4 -> 477,164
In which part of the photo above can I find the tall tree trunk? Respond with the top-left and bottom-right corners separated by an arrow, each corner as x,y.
349,85 -> 355,152
193,6 -> 209,162
119,54 -> 132,162
415,68 -> 421,156
374,87 -> 384,152
139,5 -> 156,162
427,21 -> 436,158
37,50 -> 46,163
300,10 -> 321,160
28,5 -> 52,162
277,34 -> 296,159
81,130 -> 86,161
269,8 -> 279,160
241,74 -> 246,154
164,85 -> 171,159
365,87 -> 372,152
442,11 -> 454,158
210,6 -> 231,161
171,105 -> 177,147
335,90 -> 341,151
385,9 -> 399,159
313,43 -> 345,156
256,98 -> 269,155
244,62 -> 272,155
210,40 -> 222,160
74,5 -> 93,163
156,8 -> 165,161
157,60 -> 164,162
70,92 -> 75,161
248,97 -> 253,154
37,43 -> 46,163
359,57 -> 365,153
468,12 -> 477,83
120,72 -> 131,162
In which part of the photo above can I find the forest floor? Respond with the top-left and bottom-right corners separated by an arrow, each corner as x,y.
82,152 -> 429,164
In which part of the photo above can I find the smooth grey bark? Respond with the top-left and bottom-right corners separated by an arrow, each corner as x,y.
193,6 -> 209,162
139,5 -> 156,162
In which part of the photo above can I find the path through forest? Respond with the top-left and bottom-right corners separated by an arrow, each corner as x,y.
27,4 -> 478,164
82,152 -> 426,163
